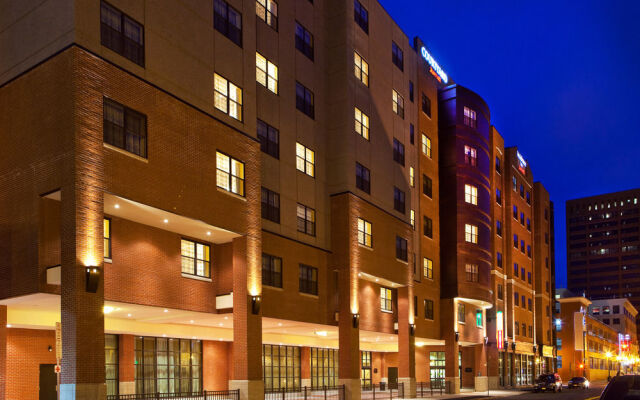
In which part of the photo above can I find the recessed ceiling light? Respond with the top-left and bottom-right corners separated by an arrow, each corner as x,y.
114,204 -> 120,209
315,330 -> 328,337
224,316 -> 229,320
103,306 -> 115,314
218,323 -> 224,327
162,334 -> 167,337
207,231 -> 211,236
375,278 -> 379,282
164,309 -> 169,313
278,323 -> 283,327
127,313 -> 132,317
6,324 -> 11,328
190,320 -> 194,324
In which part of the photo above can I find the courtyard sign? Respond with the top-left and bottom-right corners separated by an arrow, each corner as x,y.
420,46 -> 448,84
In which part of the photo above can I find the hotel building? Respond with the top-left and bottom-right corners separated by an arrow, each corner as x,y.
0,0 -> 555,399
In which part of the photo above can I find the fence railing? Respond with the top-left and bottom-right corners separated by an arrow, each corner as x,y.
416,381 -> 452,396
264,385 -> 345,400
107,390 -> 240,400
360,383 -> 404,400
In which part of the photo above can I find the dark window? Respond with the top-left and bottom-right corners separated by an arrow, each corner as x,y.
545,208 -> 549,220
513,205 -> 518,219
520,212 -> 525,225
514,263 -> 519,277
297,204 -> 316,236
527,272 -> 531,284
394,187 -> 405,214
181,239 -> 211,278
496,220 -> 502,237
103,98 -> 147,158
424,299 -> 434,320
393,139 -> 405,166
356,163 -> 370,194
391,41 -> 403,71
613,305 -> 620,314
526,218 -> 531,231
497,252 -> 502,268
256,0 -> 278,30
527,245 -> 531,258
613,318 -> 620,324
526,191 -> 531,204
299,264 -> 318,295
214,0 -> 242,46
262,253 -> 283,288
100,1 -> 145,66
545,232 -> 549,244
409,124 -> 415,144
423,175 -> 433,198
296,82 -> 314,118
519,184 -> 524,198
409,81 -> 414,102
354,0 -> 368,33
261,187 -> 280,223
421,93 -> 431,118
497,284 -> 503,300
514,292 -> 519,306
257,119 -> 279,158
423,216 -> 433,238
495,157 -> 502,174
520,240 -> 525,253
396,236 -> 408,261
521,268 -> 525,280
465,264 -> 478,282
496,189 -> 502,205
513,234 -> 518,248
295,22 -> 314,60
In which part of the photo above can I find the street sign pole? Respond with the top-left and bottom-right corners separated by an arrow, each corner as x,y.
55,322 -> 61,400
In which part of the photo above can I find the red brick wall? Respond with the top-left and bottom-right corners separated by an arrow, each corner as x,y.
119,335 -> 135,383
203,340 -> 230,390
6,328 -> 57,400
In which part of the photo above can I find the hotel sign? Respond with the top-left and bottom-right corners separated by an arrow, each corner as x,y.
496,311 -> 504,349
516,151 -> 527,175
420,46 -> 448,84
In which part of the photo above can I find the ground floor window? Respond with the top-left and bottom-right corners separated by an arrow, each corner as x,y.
263,344 -> 301,391
429,351 -> 445,388
498,352 -> 504,386
311,348 -> 338,388
514,354 -> 521,386
105,334 -> 118,396
507,353 -> 512,386
361,351 -> 372,388
134,337 -> 202,394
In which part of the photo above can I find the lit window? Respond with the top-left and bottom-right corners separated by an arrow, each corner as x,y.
256,0 -> 278,30
464,145 -> 477,166
214,73 -> 243,121
465,264 -> 478,282
421,134 -> 432,158
465,224 -> 478,243
380,287 -> 392,312
392,90 -> 404,118
256,52 -> 278,94
216,152 -> 245,196
457,303 -> 465,323
463,106 -> 476,128
181,239 -> 211,278
104,218 -> 111,259
409,167 -> 415,187
354,52 -> 369,86
297,204 -> 316,236
464,184 -> 478,205
410,210 -> 415,229
423,258 -> 433,279
357,218 -> 372,247
355,107 -> 370,139
476,310 -> 483,327
296,143 -> 315,177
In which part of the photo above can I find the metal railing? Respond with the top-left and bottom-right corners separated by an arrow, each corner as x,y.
264,386 -> 345,400
360,383 -> 404,400
416,381 -> 452,396
107,390 -> 239,400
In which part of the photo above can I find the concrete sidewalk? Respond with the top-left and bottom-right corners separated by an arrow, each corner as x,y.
404,389 -> 527,399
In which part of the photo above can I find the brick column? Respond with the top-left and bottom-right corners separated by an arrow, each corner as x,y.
397,287 -> 415,397
0,306 -> 6,400
338,267 -> 360,400
443,299 -> 459,394
118,335 -> 135,394
301,347 -> 311,387
229,236 -> 263,400
474,344 -> 488,392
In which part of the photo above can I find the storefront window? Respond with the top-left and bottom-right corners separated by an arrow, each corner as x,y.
498,352 -> 504,386
361,351 -> 372,388
264,345 -> 300,391
311,348 -> 338,388
105,334 -> 119,396
429,352 -> 445,388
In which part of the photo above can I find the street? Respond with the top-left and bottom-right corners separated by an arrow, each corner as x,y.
492,384 -> 605,400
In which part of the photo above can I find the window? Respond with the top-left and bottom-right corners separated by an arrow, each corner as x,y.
257,119 -> 279,158
496,220 -> 502,237
409,124 -> 415,144
520,212 -> 524,225
361,351 -> 372,388
496,252 -> 502,268
465,264 -> 478,282
354,52 -> 369,86
528,298 -> 532,311
527,245 -> 531,258
614,318 -> 620,324
463,106 -> 476,128
514,292 -> 519,306
393,187 -> 405,213
354,107 -> 370,139
181,239 -> 211,278
526,218 -> 531,231
393,139 -> 405,165
100,1 -> 144,66
497,284 -> 503,300
214,73 -> 243,120
354,0 -> 368,33
613,305 -> 620,314
421,94 -> 431,117
457,303 -> 465,323
103,98 -> 147,158
520,240 -> 525,253
216,152 -> 245,196
423,175 -> 433,198
261,187 -> 280,223
476,310 -> 483,327
262,253 -> 282,288
496,188 -> 502,205
424,299 -> 434,320
296,82 -> 314,118
527,324 -> 532,337
423,258 -> 433,279
256,0 -> 278,30
423,216 -> 433,238
409,82 -> 414,102
527,272 -> 531,284
513,234 -> 518,248
410,210 -> 415,229
391,42 -> 403,71
263,345 -> 300,390
214,0 -> 242,46
464,184 -> 478,205
519,184 -> 524,198
409,167 -> 415,187
515,322 -> 519,335
465,224 -> 478,244
545,232 -> 549,244
105,334 -> 118,396
297,204 -> 316,236
310,348 -> 338,388
296,142 -> 315,177
392,90 -> 404,118
464,145 -> 477,166
512,176 -> 517,192
380,287 -> 392,312
299,264 -> 318,295
295,22 -> 314,60
421,134 -> 432,158
514,263 -> 519,277
256,52 -> 278,94
496,157 -> 502,174
357,218 -> 372,247
526,191 -> 531,204
356,163 -> 370,193
104,218 -> 112,260
396,236 -> 408,261
513,205 -> 518,219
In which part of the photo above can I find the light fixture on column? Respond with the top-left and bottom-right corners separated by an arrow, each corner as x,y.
504,339 -> 509,350
352,313 -> 360,328
251,295 -> 261,315
484,336 -> 489,345
409,324 -> 416,336
455,331 -> 459,342
532,345 -> 537,354
85,267 -> 101,293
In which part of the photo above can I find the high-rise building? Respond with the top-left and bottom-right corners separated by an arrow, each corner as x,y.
0,1 -> 555,399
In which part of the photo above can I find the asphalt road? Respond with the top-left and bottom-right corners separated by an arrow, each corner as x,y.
495,385 -> 604,400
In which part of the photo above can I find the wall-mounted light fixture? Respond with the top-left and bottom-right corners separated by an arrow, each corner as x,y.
48,345 -> 53,352
511,342 -> 516,351
251,295 -> 261,315
532,345 -> 537,354
504,340 -> 509,350
409,324 -> 416,336
352,313 -> 360,328
455,331 -> 459,342
85,267 -> 101,293
484,336 -> 489,345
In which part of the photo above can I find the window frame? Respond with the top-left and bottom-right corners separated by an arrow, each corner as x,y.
423,257 -> 433,279
262,253 -> 283,288
354,0 -> 369,33
296,142 -> 315,177
261,187 -> 280,223
464,184 -> 478,205
181,238 -> 211,279
424,299 -> 434,320
297,203 -> 316,236
380,287 -> 393,312
465,263 -> 479,282
357,218 -> 372,248
354,52 -> 369,86
214,0 -> 243,47
214,73 -> 243,121
104,217 -> 112,260
392,90 -> 405,118
354,107 -> 370,140
299,264 -> 318,295
256,0 -> 278,30
216,151 -> 245,196
295,21 -> 314,60
257,119 -> 279,159
256,52 -> 279,94
391,41 -> 404,71
295,81 -> 315,119
103,97 -> 148,158
396,236 -> 408,262
100,1 -> 145,67
464,224 -> 478,244
355,162 -> 370,194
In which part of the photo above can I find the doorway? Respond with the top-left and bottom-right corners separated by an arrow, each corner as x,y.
387,367 -> 398,389
39,364 -> 57,400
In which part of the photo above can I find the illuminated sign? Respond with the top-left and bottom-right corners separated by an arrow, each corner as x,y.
516,151 -> 527,174
496,311 -> 504,349
420,46 -> 448,84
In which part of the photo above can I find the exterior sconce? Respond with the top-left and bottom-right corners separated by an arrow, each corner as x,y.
409,324 -> 416,336
251,296 -> 261,315
352,313 -> 360,328
532,345 -> 537,354
48,345 -> 53,352
511,342 -> 516,351
504,340 -> 509,349
85,267 -> 101,293
455,331 -> 459,342
484,336 -> 489,345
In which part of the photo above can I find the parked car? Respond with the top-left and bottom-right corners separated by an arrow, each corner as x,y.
600,375 -> 640,399
534,373 -> 563,393
567,376 -> 590,389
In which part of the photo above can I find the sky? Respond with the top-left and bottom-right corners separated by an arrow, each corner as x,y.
379,0 -> 640,288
